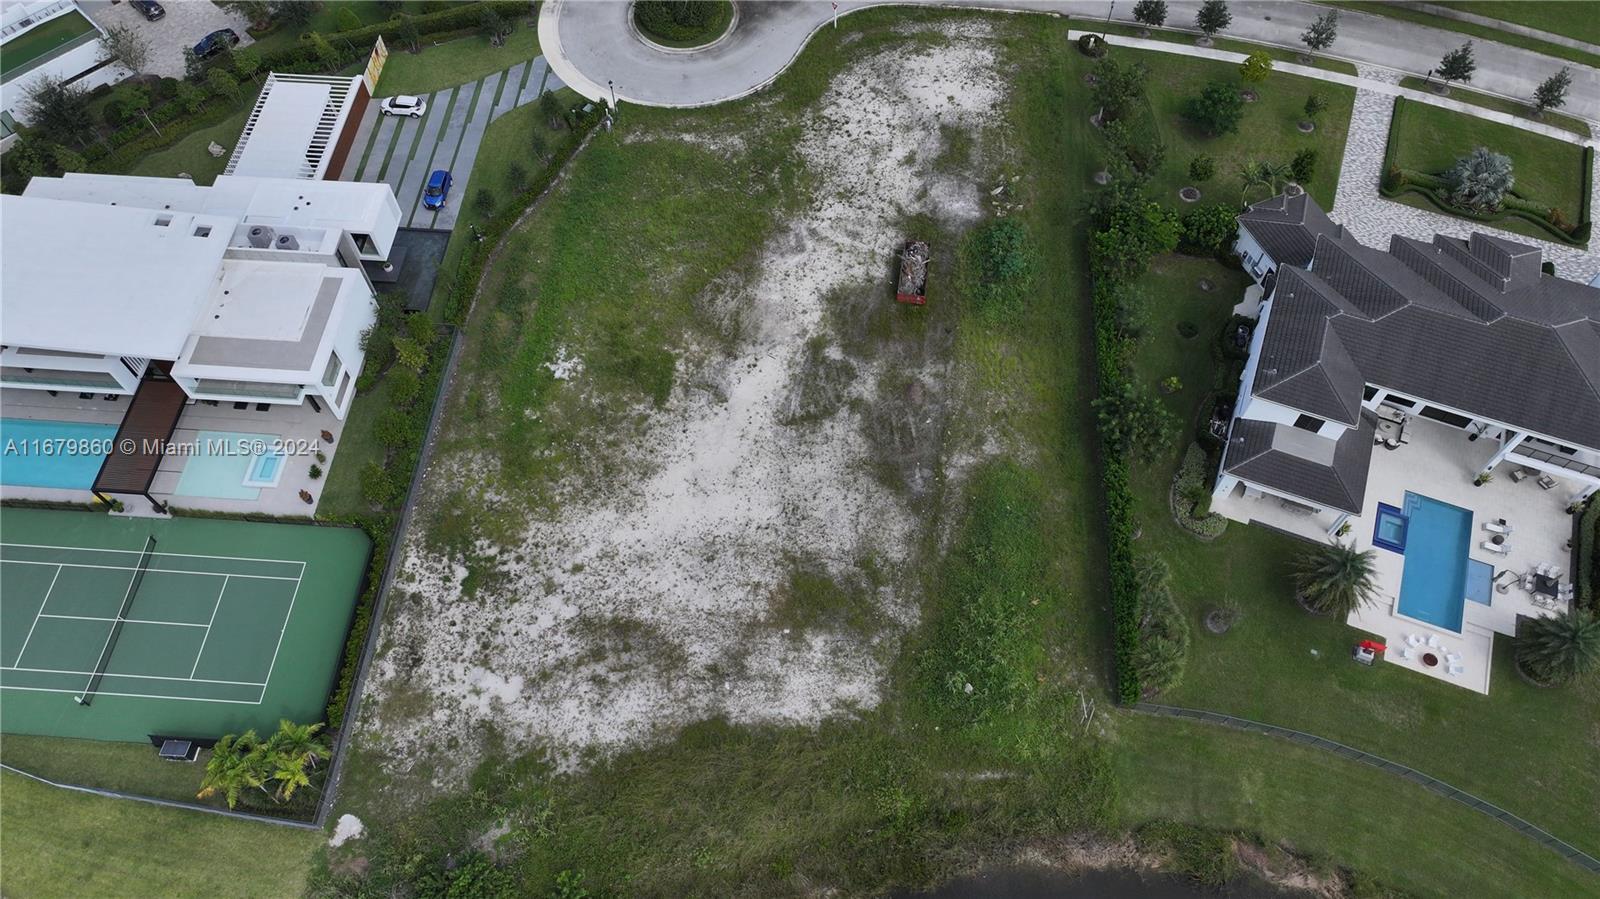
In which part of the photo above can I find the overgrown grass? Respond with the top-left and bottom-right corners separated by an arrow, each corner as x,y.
1385,98 -> 1590,242
1115,715 -> 1600,898
1107,47 -> 1356,210
0,736 -> 204,805
0,771 -> 320,899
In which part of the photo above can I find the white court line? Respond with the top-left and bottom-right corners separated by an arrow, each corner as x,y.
1,541 -> 306,567
10,564 -> 61,668
0,684 -> 264,705
0,664 -> 267,687
190,576 -> 229,679
0,559 -> 299,582
255,562 -> 306,703
37,614 -> 208,629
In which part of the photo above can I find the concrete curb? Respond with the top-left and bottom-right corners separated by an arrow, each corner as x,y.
540,0 -> 612,104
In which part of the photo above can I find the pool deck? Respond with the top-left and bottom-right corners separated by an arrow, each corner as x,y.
1215,415 -> 1581,695
0,388 -> 346,517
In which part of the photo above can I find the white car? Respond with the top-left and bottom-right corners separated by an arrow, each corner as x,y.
380,95 -> 427,118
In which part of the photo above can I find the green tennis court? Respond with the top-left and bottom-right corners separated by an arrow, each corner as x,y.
0,509 -> 369,742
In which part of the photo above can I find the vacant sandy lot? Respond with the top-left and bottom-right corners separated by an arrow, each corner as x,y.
359,22 -> 1005,784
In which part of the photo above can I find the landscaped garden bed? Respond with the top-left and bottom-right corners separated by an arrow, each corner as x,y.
633,0 -> 735,48
1382,98 -> 1592,246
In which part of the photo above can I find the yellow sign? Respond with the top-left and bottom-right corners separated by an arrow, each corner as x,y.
363,36 -> 388,93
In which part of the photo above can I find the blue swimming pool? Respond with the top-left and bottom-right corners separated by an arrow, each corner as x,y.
1396,493 -> 1473,631
0,418 -> 117,489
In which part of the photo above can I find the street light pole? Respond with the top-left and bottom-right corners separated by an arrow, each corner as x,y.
1104,1 -> 1114,40
608,79 -> 617,109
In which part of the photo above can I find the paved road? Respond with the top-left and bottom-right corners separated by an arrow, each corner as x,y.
542,0 -> 1599,120
338,58 -> 563,230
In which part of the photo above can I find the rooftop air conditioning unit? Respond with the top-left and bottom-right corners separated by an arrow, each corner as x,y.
275,233 -> 300,251
247,225 -> 275,248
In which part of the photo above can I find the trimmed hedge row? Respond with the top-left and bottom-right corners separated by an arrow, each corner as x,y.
1381,98 -> 1591,246
1579,499 -> 1599,614
1091,277 -> 1143,704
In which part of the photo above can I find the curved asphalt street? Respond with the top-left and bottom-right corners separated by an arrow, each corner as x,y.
542,0 -> 1599,121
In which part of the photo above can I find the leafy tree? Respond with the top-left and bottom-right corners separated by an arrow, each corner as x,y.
1188,154 -> 1215,182
1301,9 -> 1339,54
269,0 -> 318,27
481,7 -> 511,46
1132,0 -> 1167,29
307,32 -> 341,69
1091,187 -> 1179,281
506,161 -> 530,193
232,46 -> 262,83
1093,381 -> 1176,462
395,14 -> 422,52
2,137 -> 51,185
1442,146 -> 1514,213
51,144 -> 87,174
1438,41 -> 1475,83
1183,81 -> 1244,136
1103,118 -> 1165,176
207,68 -> 242,103
1239,51 -> 1273,85
117,85 -> 159,135
1179,203 -> 1237,254
538,89 -> 563,128
1515,609 -> 1600,685
1290,147 -> 1318,184
473,187 -> 496,218
99,23 -> 152,73
20,75 -> 93,146
175,81 -> 206,113
1534,66 -> 1572,114
335,6 -> 361,32
1091,56 -> 1150,125
1304,92 -> 1328,122
1194,0 -> 1231,38
1293,542 -> 1378,617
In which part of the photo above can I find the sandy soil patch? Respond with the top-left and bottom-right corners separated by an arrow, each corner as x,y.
360,23 -> 1005,783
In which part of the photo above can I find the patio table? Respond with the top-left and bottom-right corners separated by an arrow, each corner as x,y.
1533,574 -> 1560,597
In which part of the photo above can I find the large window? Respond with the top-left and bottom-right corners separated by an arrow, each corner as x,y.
0,367 -> 120,389
1293,413 -> 1324,433
193,379 -> 303,399
1418,406 -> 1473,429
321,351 -> 342,388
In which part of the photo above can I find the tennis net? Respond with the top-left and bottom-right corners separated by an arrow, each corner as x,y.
76,535 -> 157,706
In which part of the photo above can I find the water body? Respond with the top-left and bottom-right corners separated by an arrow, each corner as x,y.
899,865 -> 1297,899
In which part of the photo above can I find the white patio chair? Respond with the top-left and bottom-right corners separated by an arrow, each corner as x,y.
1483,520 -> 1511,535
1548,566 -> 1563,579
1447,664 -> 1464,676
1426,634 -> 1442,650
1446,652 -> 1462,664
1480,541 -> 1509,555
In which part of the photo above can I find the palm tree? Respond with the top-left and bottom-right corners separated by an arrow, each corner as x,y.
1515,609 -> 1600,685
268,720 -> 329,771
1293,542 -> 1379,617
1236,160 -> 1291,206
271,753 -> 314,802
197,731 -> 266,809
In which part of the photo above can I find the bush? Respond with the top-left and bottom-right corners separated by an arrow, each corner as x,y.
1132,555 -> 1190,694
1078,33 -> 1107,57
308,463 -> 323,480
1290,147 -> 1317,184
1179,203 -> 1237,256
374,408 -> 412,450
388,365 -> 421,407
1188,155 -> 1215,182
1182,81 -> 1244,136
1171,444 -> 1228,538
634,0 -> 727,43
359,461 -> 401,507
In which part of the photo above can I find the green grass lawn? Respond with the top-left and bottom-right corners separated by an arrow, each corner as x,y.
1436,1 -> 1600,44
0,771 -> 321,899
0,736 -> 206,805
1114,714 -> 1600,898
375,23 -> 541,98
1386,98 -> 1590,243
1111,47 -> 1355,211
124,101 -> 254,185
1324,2 -> 1600,68
0,11 -> 95,79
1125,250 -> 1600,859
246,0 -> 410,56
1398,75 -> 1590,137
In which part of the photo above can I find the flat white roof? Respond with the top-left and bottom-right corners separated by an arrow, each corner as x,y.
0,195 -> 231,359
23,172 -> 397,238
225,74 -> 362,180
177,263 -> 363,378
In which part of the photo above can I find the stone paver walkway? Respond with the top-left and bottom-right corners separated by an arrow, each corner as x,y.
1332,65 -> 1599,284
337,57 -> 564,231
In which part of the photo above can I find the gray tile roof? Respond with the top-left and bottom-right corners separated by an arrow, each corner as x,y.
1240,194 -> 1600,451
1237,192 -> 1345,269
1222,413 -> 1378,514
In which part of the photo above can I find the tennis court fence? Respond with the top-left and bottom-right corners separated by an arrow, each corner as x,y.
1132,702 -> 1600,874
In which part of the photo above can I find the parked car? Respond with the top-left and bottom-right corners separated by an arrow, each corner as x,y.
130,0 -> 165,21
422,170 -> 452,210
193,28 -> 240,59
379,95 -> 428,118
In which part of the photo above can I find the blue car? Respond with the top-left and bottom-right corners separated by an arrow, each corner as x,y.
423,170 -> 452,210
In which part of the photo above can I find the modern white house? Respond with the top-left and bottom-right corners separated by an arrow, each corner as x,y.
1213,193 -> 1599,693
5,173 -> 400,416
226,73 -> 373,182
1,1 -> 130,150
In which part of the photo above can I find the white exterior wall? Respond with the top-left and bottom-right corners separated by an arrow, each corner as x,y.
0,346 -> 143,392
1234,227 -> 1274,286
315,288 -> 377,418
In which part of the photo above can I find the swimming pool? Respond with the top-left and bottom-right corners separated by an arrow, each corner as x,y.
0,418 -> 117,489
1396,493 -> 1473,631
173,431 -> 281,500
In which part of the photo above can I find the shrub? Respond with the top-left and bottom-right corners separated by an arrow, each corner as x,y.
308,463 -> 323,480
1183,81 -> 1244,136
1091,57 -> 1149,126
1132,554 -> 1190,694
374,408 -> 411,450
335,7 -> 361,31
388,366 -> 421,406
1290,147 -> 1317,184
634,0 -> 724,42
1078,33 -> 1106,58
1514,609 -> 1600,685
359,461 -> 400,507
1171,444 -> 1228,538
1094,380 -> 1176,463
1179,203 -> 1237,256
1188,155 -> 1215,182
966,218 -> 1033,324
1238,50 -> 1273,84
1442,146 -> 1514,213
